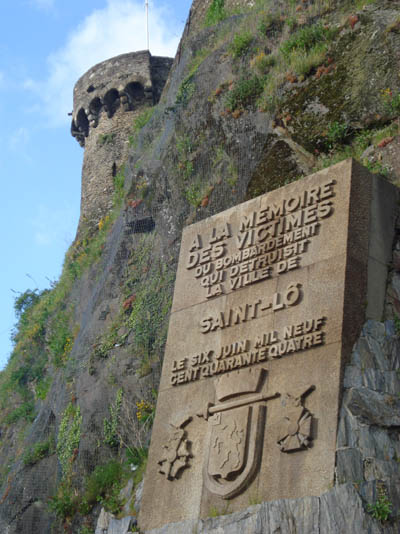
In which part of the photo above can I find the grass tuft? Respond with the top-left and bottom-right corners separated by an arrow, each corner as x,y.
225,75 -> 265,111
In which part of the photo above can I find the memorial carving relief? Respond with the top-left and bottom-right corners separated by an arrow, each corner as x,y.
139,160 -> 398,531
158,416 -> 192,480
277,385 -> 315,453
199,368 -> 278,499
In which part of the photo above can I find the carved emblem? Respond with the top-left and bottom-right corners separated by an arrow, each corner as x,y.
158,416 -> 192,480
198,368 -> 279,499
277,385 -> 315,453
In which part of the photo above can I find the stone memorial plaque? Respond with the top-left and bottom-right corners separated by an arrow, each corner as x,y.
139,159 -> 397,531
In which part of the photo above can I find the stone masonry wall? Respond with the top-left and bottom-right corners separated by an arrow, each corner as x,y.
71,51 -> 172,234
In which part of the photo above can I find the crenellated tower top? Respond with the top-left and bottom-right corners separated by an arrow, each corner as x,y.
71,51 -> 172,232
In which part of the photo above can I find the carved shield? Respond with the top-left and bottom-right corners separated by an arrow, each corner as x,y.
203,403 -> 265,499
208,406 -> 248,479
200,368 -> 278,499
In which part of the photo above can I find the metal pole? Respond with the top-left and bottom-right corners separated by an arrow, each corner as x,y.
145,0 -> 149,51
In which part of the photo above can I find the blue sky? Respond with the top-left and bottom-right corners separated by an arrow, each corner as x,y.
0,0 -> 192,370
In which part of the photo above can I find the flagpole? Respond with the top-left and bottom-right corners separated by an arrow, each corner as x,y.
145,0 -> 149,51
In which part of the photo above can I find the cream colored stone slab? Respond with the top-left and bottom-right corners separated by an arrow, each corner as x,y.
255,342 -> 342,501
258,160 -> 352,265
139,381 -> 216,531
171,197 -> 262,313
369,173 -> 397,264
139,160 -> 398,532
159,296 -> 225,393
198,341 -> 342,518
366,257 -> 390,322
272,257 -> 347,349
171,161 -> 355,316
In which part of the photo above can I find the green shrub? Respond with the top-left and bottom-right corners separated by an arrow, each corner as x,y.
382,88 -> 400,116
280,23 -> 337,57
225,75 -> 264,111
127,447 -> 148,487
84,460 -> 123,504
48,310 -> 72,367
97,133 -> 115,146
101,486 -> 124,515
48,480 -> 78,520
56,403 -> 82,477
35,376 -> 52,400
14,289 -> 42,318
367,494 -> 392,522
129,107 -> 155,146
252,52 -> 276,74
176,49 -> 209,107
286,16 -> 298,32
176,135 -> 194,180
23,436 -> 55,466
258,12 -> 282,36
133,457 -> 148,487
204,0 -> 226,26
185,181 -> 203,207
10,365 -> 33,387
229,31 -> 254,58
113,170 -> 125,209
176,76 -> 195,106
365,159 -> 390,177
84,460 -> 125,514
326,121 -> 350,149
127,244 -> 173,361
126,445 -> 148,467
354,130 -> 373,151
103,388 -> 123,448
4,402 -> 35,424
286,46 -> 327,76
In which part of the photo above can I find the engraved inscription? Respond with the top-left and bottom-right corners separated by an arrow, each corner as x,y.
184,179 -> 335,299
170,316 -> 326,386
200,282 -> 302,334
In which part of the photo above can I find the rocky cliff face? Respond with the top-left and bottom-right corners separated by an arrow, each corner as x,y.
0,1 -> 400,533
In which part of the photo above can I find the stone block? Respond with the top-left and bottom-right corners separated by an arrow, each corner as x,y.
336,448 -> 364,484
139,160 -> 398,531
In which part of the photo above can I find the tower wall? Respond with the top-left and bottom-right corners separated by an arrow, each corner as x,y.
71,51 -> 173,233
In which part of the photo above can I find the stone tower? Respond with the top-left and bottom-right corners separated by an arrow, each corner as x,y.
71,50 -> 173,233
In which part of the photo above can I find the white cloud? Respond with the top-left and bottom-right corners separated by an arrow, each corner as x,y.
31,203 -> 77,246
25,0 -> 180,127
